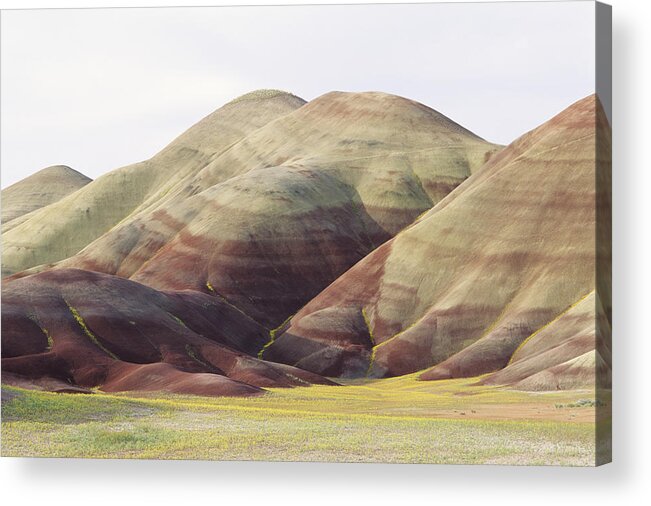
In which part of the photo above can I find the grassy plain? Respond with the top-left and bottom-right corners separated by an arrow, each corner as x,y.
1,374 -> 609,465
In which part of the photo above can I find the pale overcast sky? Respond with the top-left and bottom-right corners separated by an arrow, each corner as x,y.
1,2 -> 596,188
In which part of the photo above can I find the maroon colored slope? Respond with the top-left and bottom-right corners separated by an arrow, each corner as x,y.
1,269 -> 334,396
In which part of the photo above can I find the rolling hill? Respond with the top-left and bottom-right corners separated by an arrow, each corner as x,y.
48,91 -> 499,328
1,90 -> 307,277
2,268 -> 334,396
1,90 -> 609,396
2,89 -> 500,395
263,94 -> 611,390
1,165 -> 91,232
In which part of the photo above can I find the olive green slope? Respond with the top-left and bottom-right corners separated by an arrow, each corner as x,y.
1,90 -> 307,277
2,165 -> 91,232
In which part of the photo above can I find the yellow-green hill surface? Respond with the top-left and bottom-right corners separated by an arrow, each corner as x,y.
2,165 -> 91,232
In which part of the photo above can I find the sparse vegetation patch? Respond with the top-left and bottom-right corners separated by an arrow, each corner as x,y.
65,301 -> 118,360
258,314 -> 294,359
1,378 -> 605,464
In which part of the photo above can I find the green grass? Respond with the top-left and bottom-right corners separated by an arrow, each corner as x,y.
65,302 -> 119,360
43,327 -> 54,349
166,312 -> 187,328
1,386 -> 156,424
361,307 -> 375,345
1,377 -> 607,465
258,314 -> 294,359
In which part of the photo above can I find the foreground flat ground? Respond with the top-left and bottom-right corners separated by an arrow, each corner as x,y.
1,374 -> 610,465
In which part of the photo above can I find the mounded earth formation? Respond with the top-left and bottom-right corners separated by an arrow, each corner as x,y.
1,90 -> 307,277
2,165 -> 91,232
1,90 -> 609,395
263,94 -> 611,390
23,90 -> 499,329
1,268 -> 334,396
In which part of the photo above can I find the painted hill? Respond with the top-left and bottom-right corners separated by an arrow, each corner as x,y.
1,90 -> 307,277
263,94 -> 611,390
56,91 -> 500,328
2,90 -> 609,397
1,268 -> 334,396
1,165 -> 91,232
1,90 -> 501,396
479,290 -> 611,390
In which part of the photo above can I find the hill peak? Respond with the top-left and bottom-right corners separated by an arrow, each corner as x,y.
302,90 -> 484,140
544,93 -> 609,131
226,89 -> 306,107
31,164 -> 91,181
4,165 -> 91,192
2,165 -> 92,228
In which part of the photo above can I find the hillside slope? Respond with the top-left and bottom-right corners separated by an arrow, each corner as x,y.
478,290 -> 611,390
1,90 -> 306,277
263,94 -> 611,390
2,165 -> 91,231
60,91 -> 500,328
1,268 -> 334,396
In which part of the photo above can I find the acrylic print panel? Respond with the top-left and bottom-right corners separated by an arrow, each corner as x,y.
0,1 -> 611,466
